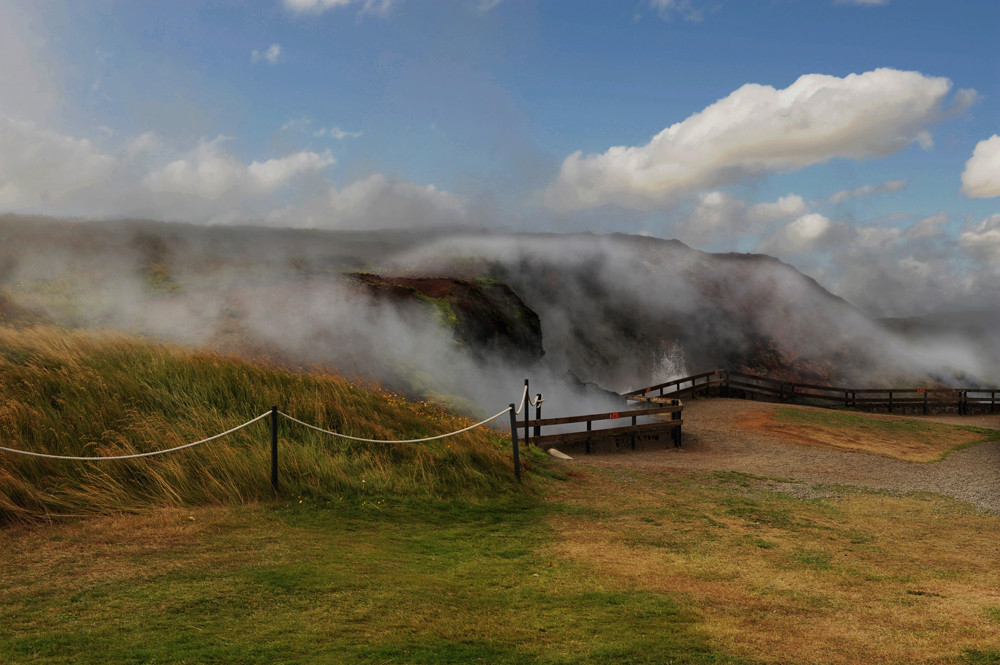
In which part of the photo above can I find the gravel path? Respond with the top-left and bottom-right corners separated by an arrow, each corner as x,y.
572,398 -> 1000,513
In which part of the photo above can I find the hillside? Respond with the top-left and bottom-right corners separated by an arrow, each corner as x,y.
0,324 -> 523,523
1,215 -> 996,417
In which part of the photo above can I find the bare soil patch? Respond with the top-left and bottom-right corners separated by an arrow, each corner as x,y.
569,398 -> 1000,513
736,405 -> 992,462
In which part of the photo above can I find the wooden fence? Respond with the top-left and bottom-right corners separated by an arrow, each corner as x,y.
625,369 -> 999,415
525,401 -> 682,453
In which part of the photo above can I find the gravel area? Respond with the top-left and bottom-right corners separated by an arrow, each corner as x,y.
570,398 -> 1000,513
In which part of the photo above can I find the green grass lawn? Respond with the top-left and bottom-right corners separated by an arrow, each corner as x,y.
1,495 -> 743,665
5,466 -> 1000,665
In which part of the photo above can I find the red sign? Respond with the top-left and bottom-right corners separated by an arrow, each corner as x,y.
610,412 -> 621,419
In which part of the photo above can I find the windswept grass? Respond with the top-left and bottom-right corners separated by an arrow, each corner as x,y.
0,325 -> 527,523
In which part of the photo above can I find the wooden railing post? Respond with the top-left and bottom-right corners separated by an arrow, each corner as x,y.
523,379 -> 530,447
586,420 -> 592,454
508,405 -> 521,482
672,399 -> 681,447
534,394 -> 542,438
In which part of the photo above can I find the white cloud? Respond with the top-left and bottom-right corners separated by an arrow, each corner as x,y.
314,126 -> 363,139
825,179 -> 905,205
0,114 -> 117,209
675,190 -> 747,246
545,69 -> 958,211
855,225 -> 902,250
248,151 -> 336,190
959,214 -> 1000,261
757,213 -> 842,255
251,44 -> 283,65
325,174 -> 464,228
284,0 -> 398,16
647,0 -> 703,21
280,117 -> 312,132
960,135 -> 1000,198
748,194 -> 809,224
906,212 -> 947,239
143,136 -> 334,198
0,4 -> 59,120
269,173 -> 466,230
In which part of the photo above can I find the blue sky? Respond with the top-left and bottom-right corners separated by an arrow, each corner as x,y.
0,0 -> 997,315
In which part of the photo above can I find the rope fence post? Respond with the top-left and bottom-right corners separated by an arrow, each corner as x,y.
534,394 -> 542,439
270,405 -> 279,493
671,399 -> 681,447
523,379 -> 530,447
508,404 -> 521,482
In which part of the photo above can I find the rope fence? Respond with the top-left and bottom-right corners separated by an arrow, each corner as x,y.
0,381 -> 541,487
0,412 -> 272,461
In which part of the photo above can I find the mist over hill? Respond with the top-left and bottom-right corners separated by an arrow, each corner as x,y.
1,215 -> 996,416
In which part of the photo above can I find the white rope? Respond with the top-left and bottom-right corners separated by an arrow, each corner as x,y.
513,385 -> 529,415
278,406 -> 512,444
0,412 -> 271,461
528,393 -> 543,408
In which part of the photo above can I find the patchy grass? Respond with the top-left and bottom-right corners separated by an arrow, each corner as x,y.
0,498 -> 744,665
737,405 -> 998,462
4,464 -> 998,664
545,465 -> 1000,665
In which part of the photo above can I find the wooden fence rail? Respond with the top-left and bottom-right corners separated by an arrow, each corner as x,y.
626,369 -> 999,415
526,402 -> 682,453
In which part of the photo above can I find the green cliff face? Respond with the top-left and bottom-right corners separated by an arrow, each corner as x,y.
349,273 -> 544,365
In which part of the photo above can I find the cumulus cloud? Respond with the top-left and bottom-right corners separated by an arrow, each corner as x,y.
266,174 -> 466,230
545,69 -> 960,211
959,214 -> 1000,261
0,114 -> 117,209
327,174 -> 463,226
142,136 -> 334,198
251,44 -> 283,65
674,191 -> 747,246
825,179 -> 906,205
748,194 -> 809,224
757,214 -> 846,255
906,212 -> 947,239
960,135 -> 1000,198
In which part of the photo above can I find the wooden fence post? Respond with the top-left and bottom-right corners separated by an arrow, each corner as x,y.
671,399 -> 681,447
270,406 -> 279,493
523,379 -> 530,447
534,395 -> 542,438
508,405 -> 521,482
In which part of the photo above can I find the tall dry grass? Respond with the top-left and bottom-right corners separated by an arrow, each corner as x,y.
0,326 -> 520,523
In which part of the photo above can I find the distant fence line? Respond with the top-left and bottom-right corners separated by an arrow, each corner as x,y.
626,369 -> 1000,416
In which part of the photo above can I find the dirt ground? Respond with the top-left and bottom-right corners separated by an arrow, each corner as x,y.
560,398 -> 1000,513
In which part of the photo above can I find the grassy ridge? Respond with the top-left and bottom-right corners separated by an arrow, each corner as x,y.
0,326 -> 524,523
